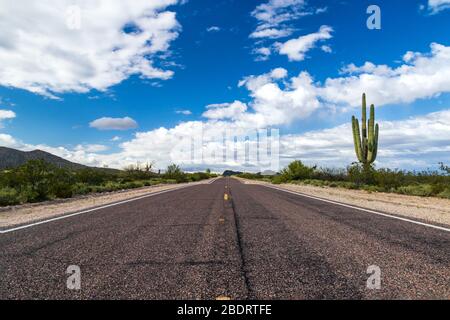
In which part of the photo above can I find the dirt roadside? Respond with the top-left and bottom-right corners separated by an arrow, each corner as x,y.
0,178 -> 218,228
235,177 -> 450,227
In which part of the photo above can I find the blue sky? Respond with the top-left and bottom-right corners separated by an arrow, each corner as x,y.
0,0 -> 449,172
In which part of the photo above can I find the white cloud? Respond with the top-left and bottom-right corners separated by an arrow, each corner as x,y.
75,144 -> 109,153
176,110 -> 193,115
0,0 -> 181,98
90,117 -> 138,131
0,133 -> 19,147
206,26 -> 221,32
111,136 -> 121,142
321,45 -> 332,53
203,101 -> 248,120
2,109 -> 449,172
321,43 -> 450,107
253,47 -> 272,61
427,0 -> 450,13
250,0 -> 306,39
276,25 -> 333,61
250,28 -> 293,39
3,43 -> 450,172
0,109 -> 16,128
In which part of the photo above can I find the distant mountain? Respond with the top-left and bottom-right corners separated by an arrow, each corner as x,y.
222,170 -> 243,176
0,146 -> 91,170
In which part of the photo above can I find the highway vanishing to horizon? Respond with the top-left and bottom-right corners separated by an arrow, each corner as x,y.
0,178 -> 449,300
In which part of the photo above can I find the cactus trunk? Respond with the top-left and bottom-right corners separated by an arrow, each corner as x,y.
351,93 -> 379,166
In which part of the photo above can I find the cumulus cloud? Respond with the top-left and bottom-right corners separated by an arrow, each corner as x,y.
3,43 -> 450,172
0,110 -> 16,128
89,117 -> 138,131
321,43 -> 450,107
427,0 -> 450,13
203,101 -> 248,120
2,109 -> 449,171
276,25 -> 333,61
0,0 -> 181,98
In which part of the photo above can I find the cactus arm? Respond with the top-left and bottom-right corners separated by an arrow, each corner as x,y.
368,104 -> 375,140
371,124 -> 379,163
352,117 -> 363,162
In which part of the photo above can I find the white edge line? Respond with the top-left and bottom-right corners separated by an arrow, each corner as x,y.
261,184 -> 450,233
0,183 -> 201,235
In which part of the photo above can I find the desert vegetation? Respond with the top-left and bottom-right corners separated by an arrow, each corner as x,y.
237,161 -> 450,199
0,160 -> 216,206
238,94 -> 450,199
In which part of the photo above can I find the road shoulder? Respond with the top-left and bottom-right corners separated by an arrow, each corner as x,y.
235,177 -> 450,228
0,179 -> 217,229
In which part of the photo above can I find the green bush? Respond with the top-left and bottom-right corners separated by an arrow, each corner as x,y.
280,160 -> 315,181
52,183 -> 73,199
72,183 -> 91,195
0,187 -> 21,206
272,175 -> 288,184
396,184 -> 435,197
437,188 -> 450,199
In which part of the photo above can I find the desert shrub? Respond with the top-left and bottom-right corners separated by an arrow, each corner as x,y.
76,168 -> 111,185
0,187 -> 21,206
102,181 -> 123,192
163,179 -> 178,184
271,175 -> 288,184
13,160 -> 59,201
72,183 -> 91,195
51,183 -> 73,198
347,163 -> 375,186
312,167 -> 347,182
396,184 -> 435,197
121,181 -> 144,189
437,188 -> 450,199
164,164 -> 187,183
374,168 -> 405,191
280,160 -> 315,181
188,172 -> 210,182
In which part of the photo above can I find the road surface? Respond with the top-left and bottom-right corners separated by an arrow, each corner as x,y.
0,178 -> 449,299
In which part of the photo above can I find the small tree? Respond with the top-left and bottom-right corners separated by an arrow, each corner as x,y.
439,162 -> 450,175
280,160 -> 315,181
164,164 -> 186,183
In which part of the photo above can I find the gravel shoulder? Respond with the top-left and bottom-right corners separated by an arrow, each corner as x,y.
0,178 -> 218,228
236,178 -> 450,227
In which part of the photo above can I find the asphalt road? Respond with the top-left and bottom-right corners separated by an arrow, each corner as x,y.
0,178 -> 449,299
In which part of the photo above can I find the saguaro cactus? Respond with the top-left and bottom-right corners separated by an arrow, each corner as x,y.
352,93 -> 379,166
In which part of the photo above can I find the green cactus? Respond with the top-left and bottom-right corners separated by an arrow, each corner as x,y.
352,93 -> 379,166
